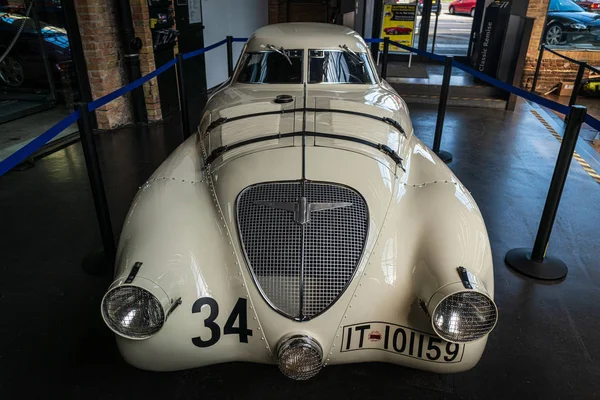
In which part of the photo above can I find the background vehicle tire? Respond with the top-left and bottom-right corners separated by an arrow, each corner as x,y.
470,8 -> 475,17
545,23 -> 564,46
0,55 -> 25,88
449,6 -> 455,14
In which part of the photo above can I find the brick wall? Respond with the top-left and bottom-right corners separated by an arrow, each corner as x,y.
130,0 -> 162,122
521,0 -> 600,92
75,0 -> 161,129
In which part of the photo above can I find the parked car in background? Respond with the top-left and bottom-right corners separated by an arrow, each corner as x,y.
384,26 -> 413,35
573,0 -> 600,12
0,12 -> 71,88
417,0 -> 442,15
545,0 -> 600,45
449,0 -> 477,17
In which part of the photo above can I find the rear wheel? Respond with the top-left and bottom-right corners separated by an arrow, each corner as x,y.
545,23 -> 564,46
449,6 -> 455,14
0,55 -> 25,87
470,8 -> 475,17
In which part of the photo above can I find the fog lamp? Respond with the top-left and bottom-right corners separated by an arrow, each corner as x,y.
277,335 -> 323,380
431,291 -> 497,343
101,285 -> 165,340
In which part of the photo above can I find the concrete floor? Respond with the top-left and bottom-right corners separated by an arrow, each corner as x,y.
0,106 -> 79,162
1,100 -> 600,399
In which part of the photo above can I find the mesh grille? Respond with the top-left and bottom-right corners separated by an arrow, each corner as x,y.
237,181 -> 368,320
433,291 -> 498,343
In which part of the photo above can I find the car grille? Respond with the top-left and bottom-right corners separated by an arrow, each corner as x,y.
237,181 -> 368,320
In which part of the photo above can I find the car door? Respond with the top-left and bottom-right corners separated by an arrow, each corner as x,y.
454,0 -> 466,13
466,0 -> 476,12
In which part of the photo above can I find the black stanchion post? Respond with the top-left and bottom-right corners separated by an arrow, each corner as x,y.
432,56 -> 453,163
176,53 -> 191,140
531,44 -> 544,93
382,37 -> 389,80
226,36 -> 234,77
505,105 -> 587,281
568,62 -> 586,109
78,102 -> 116,273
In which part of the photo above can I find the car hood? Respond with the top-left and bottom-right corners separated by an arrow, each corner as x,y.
550,11 -> 600,23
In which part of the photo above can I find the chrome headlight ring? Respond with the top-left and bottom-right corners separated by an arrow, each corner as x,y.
277,334 -> 323,380
101,278 -> 170,340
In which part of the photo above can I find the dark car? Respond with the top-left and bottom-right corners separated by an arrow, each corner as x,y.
417,0 -> 442,16
0,11 -> 70,88
545,0 -> 600,45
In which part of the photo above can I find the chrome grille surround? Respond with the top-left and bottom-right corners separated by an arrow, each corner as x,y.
236,181 -> 368,320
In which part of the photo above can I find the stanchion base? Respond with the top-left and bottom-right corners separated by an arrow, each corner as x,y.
82,251 -> 114,277
435,150 -> 453,163
505,248 -> 568,281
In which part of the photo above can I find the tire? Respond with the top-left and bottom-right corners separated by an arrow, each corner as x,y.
449,6 -> 455,15
0,55 -> 25,88
545,23 -> 564,46
470,8 -> 475,17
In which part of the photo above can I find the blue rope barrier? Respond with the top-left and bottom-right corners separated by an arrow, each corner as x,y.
0,110 -> 81,177
182,38 -> 228,60
232,38 -> 248,43
2,36 -> 600,179
388,40 -> 446,63
450,60 -> 571,116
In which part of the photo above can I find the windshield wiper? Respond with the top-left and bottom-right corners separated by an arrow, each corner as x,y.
339,44 -> 364,65
266,44 -> 292,65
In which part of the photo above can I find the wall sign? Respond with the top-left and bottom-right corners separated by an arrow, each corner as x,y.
188,0 -> 202,25
379,3 -> 417,54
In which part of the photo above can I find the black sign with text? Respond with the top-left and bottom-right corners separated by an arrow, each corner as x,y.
475,1 -> 512,78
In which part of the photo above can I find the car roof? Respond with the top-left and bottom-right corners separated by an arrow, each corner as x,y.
245,23 -> 370,53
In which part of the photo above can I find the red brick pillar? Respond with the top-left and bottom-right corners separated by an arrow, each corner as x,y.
75,0 -> 161,129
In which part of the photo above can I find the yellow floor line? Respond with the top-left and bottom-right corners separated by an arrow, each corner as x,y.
531,110 -> 600,184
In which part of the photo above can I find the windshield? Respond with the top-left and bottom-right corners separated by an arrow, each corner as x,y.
549,0 -> 585,12
308,50 -> 377,84
237,49 -> 303,84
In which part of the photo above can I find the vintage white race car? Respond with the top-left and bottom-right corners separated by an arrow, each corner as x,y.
101,23 -> 497,380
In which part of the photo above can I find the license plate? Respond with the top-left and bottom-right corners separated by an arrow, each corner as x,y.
341,322 -> 464,363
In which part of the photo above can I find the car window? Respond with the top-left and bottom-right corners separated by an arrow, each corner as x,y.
308,50 -> 377,84
237,50 -> 303,84
550,0 -> 585,12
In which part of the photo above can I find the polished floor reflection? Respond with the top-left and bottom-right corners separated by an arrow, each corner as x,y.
1,101 -> 599,399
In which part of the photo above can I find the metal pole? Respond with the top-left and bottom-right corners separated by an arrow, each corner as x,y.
30,0 -> 57,102
431,12 -> 440,53
531,105 -> 586,262
226,36 -> 234,77
432,56 -> 453,163
382,37 -> 389,80
117,0 -> 148,125
505,105 -> 587,281
568,62 -> 586,109
531,45 -> 544,93
77,103 -> 116,263
176,53 -> 191,140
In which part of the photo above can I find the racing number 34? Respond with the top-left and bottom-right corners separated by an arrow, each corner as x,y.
191,297 -> 252,348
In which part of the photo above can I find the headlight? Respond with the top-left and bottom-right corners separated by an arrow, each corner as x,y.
101,285 -> 166,340
570,23 -> 587,30
277,335 -> 323,380
431,291 -> 497,343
